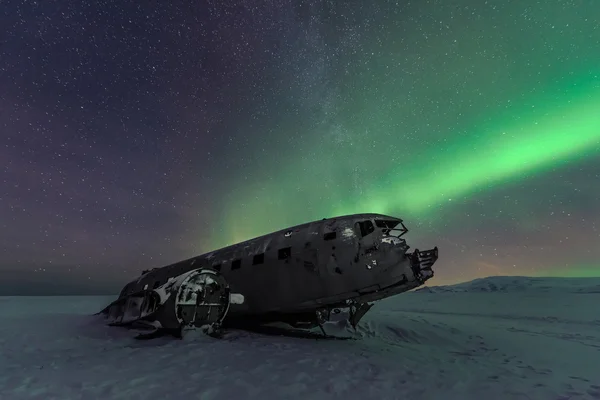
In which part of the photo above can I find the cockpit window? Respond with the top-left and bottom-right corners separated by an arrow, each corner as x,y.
375,219 -> 400,229
357,220 -> 375,237
381,219 -> 409,238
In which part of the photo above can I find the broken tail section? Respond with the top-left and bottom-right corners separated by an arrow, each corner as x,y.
97,268 -> 244,339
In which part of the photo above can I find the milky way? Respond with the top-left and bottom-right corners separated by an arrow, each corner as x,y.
1,0 -> 599,294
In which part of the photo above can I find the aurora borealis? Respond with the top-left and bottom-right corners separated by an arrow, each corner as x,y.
1,0 -> 599,294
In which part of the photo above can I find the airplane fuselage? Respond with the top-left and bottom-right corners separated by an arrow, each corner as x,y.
117,213 -> 437,328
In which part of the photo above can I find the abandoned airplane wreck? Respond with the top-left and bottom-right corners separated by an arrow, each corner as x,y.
98,213 -> 439,339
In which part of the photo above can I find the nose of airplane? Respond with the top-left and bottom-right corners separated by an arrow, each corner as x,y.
410,247 -> 438,280
374,244 -> 412,280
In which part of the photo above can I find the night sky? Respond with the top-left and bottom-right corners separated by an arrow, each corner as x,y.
1,0 -> 599,295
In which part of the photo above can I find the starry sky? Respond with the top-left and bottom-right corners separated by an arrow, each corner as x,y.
1,0 -> 599,295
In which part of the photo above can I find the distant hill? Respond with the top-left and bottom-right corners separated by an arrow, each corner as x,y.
415,276 -> 600,294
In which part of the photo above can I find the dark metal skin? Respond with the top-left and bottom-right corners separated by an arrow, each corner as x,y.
104,213 -> 438,337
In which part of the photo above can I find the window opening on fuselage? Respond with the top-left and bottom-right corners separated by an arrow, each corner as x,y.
231,259 -> 241,270
357,220 -> 375,237
324,231 -> 336,241
278,247 -> 292,260
252,253 -> 264,265
364,245 -> 378,254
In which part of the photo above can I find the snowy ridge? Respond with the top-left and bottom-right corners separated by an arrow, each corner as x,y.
1,277 -> 600,399
415,276 -> 600,294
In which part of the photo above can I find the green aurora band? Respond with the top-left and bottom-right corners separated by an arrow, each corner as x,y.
348,84 -> 600,217
190,2 -> 600,280
216,80 -> 600,249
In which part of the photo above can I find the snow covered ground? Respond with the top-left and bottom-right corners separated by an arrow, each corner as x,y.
1,276 -> 599,400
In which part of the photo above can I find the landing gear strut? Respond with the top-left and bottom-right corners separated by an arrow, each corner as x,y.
313,300 -> 373,337
316,308 -> 329,336
348,301 -> 373,329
